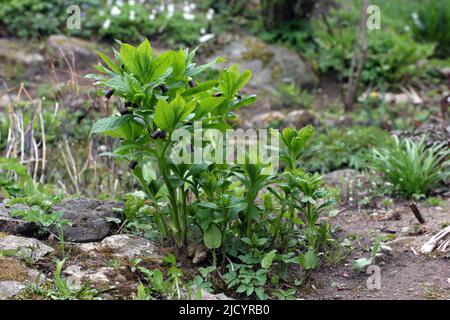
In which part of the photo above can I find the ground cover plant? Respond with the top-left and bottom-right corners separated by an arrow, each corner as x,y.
85,39 -> 335,298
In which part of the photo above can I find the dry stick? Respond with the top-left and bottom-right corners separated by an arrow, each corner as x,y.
344,0 -> 369,111
38,101 -> 47,183
409,202 -> 425,224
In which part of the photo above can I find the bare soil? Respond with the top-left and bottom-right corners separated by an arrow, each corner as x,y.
301,198 -> 450,300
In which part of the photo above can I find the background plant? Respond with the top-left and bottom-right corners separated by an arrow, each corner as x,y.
370,136 -> 449,199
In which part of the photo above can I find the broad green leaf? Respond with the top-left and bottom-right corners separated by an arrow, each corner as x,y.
120,44 -> 139,76
195,96 -> 225,118
352,257 -> 373,273
203,224 -> 222,249
97,51 -> 122,74
299,249 -> 318,270
261,250 -> 277,269
181,80 -> 218,98
154,99 -> 175,132
90,115 -> 133,135
230,95 -> 257,110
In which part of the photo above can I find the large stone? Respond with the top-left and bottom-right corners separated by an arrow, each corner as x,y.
77,234 -> 162,261
0,38 -> 44,79
52,199 -> 122,243
0,235 -> 53,262
47,35 -> 98,70
0,256 -> 45,300
0,203 -> 39,236
64,265 -> 120,290
211,35 -> 318,91
283,110 -> 316,129
248,111 -> 285,128
0,281 -> 26,300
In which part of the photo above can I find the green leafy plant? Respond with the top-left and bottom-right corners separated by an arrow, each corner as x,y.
10,204 -> 71,256
302,126 -> 391,173
223,263 -> 268,299
412,0 -> 450,58
87,39 -> 255,250
370,136 -> 449,198
26,259 -> 97,300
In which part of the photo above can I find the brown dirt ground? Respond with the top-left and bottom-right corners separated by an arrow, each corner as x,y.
300,198 -> 450,300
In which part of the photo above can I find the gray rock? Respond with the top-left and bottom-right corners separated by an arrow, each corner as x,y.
47,35 -> 98,70
52,199 -> 122,243
0,39 -> 44,79
77,234 -> 162,261
100,234 -> 161,259
0,235 -> 53,262
283,110 -> 316,129
0,281 -> 26,300
0,203 -> 39,236
248,111 -> 285,128
64,265 -> 118,290
210,35 -> 318,91
180,287 -> 232,300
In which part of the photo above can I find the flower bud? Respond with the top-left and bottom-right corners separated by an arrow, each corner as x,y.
105,89 -> 115,99
119,108 -> 132,116
159,84 -> 169,94
128,160 -> 138,170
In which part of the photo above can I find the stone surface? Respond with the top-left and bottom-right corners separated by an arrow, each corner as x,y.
283,109 -> 316,129
0,281 -> 26,300
77,234 -> 162,260
211,35 -> 318,91
64,265 -> 120,290
0,235 -> 53,262
0,256 -> 46,300
0,38 -> 44,79
248,111 -> 285,128
0,203 -> 39,236
47,35 -> 98,70
52,199 -> 122,243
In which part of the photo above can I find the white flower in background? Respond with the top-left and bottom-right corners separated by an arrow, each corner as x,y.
102,19 -> 111,29
99,9 -> 105,16
206,8 -> 214,20
404,25 -> 410,32
149,13 -> 156,20
111,6 -> 121,16
200,27 -> 206,34
183,4 -> 190,13
183,12 -> 195,20
129,0 -> 136,6
107,0 -> 113,5
190,3 -> 196,10
167,3 -> 175,18
199,33 -> 215,43
151,8 -> 157,14
116,0 -> 124,7
129,10 -> 136,20
159,4 -> 165,12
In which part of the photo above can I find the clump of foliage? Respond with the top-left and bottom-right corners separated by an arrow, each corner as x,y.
88,39 -> 334,299
0,0 -> 215,47
370,136 -> 449,199
314,19 -> 435,87
412,0 -> 450,58
26,259 -> 97,300
302,126 -> 391,173
0,157 -> 69,256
